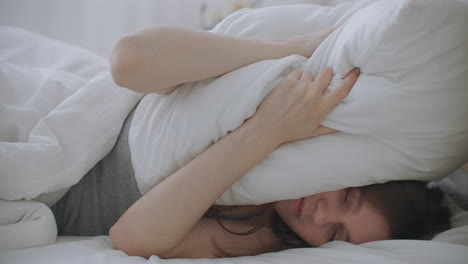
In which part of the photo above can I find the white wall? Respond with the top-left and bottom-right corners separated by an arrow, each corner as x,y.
0,0 -> 348,57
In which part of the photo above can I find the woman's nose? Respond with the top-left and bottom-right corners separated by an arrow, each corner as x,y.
312,198 -> 341,226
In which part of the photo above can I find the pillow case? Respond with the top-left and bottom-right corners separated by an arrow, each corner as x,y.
129,0 -> 468,205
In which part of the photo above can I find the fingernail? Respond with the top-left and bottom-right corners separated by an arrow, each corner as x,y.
354,68 -> 360,74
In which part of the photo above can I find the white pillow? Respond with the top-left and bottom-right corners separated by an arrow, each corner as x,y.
129,0 -> 468,205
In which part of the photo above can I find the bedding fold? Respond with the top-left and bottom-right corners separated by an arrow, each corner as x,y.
0,26 -> 142,249
0,200 -> 57,250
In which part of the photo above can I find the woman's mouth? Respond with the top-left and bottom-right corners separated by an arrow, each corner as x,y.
293,198 -> 305,217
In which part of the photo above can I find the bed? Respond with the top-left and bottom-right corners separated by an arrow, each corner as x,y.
1,0 -> 468,263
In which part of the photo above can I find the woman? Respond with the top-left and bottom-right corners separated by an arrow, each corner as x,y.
50,26 -> 451,258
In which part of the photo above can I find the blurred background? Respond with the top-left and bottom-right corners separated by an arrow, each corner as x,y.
0,0 -> 348,58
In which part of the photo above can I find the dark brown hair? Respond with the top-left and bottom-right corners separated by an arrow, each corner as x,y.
359,180 -> 451,240
213,180 -> 451,246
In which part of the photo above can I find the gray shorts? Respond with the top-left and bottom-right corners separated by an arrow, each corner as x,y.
50,108 -> 142,236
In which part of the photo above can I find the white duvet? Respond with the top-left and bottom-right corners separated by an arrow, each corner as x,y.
0,26 -> 142,249
0,28 -> 142,203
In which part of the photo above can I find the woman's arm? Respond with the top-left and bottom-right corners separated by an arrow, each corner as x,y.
109,68 -> 359,258
110,105 -> 282,257
110,26 -> 334,94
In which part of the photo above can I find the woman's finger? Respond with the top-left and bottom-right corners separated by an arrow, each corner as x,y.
312,125 -> 338,137
300,71 -> 314,82
311,67 -> 333,93
287,69 -> 302,80
324,68 -> 359,106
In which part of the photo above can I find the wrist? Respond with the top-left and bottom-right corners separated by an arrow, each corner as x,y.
272,41 -> 299,59
242,116 -> 285,149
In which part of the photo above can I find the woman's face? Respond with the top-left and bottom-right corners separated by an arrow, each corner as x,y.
274,187 -> 390,247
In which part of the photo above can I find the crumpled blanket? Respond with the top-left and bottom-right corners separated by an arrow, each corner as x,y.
0,26 -> 142,249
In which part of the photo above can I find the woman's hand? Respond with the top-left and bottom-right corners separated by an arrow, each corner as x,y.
249,67 -> 360,145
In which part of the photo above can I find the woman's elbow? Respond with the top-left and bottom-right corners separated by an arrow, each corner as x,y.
109,220 -> 149,257
110,217 -> 173,258
109,36 -> 139,91
110,222 -> 134,254
109,27 -> 177,94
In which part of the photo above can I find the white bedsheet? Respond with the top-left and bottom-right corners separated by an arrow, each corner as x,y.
1,234 -> 467,264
